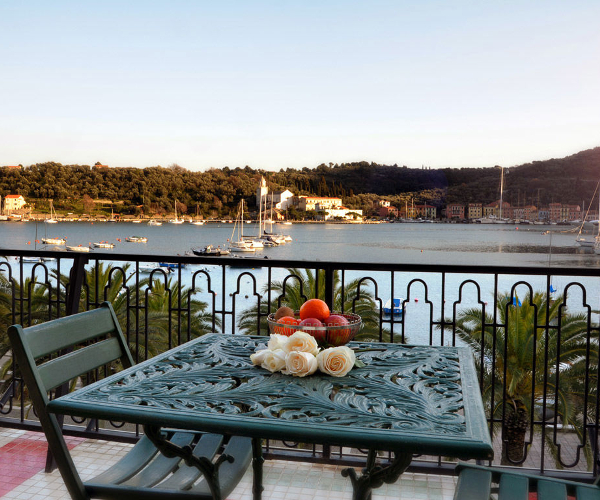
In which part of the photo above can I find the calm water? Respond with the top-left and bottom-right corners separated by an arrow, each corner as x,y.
1,220 -> 599,345
0,220 -> 595,267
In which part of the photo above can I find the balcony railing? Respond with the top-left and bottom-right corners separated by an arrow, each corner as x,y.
1,248 -> 599,480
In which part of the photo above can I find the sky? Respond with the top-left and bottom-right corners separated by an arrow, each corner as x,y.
1,1 -> 599,172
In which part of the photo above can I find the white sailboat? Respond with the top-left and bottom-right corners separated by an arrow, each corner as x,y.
169,199 -> 184,224
577,181 -> 599,248
591,189 -> 600,255
261,193 -> 290,243
46,200 -> 58,224
228,200 -> 255,252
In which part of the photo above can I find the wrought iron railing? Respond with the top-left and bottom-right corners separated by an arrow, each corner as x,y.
1,248 -> 599,479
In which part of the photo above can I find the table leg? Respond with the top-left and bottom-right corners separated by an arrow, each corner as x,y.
252,437 -> 264,500
341,450 -> 413,500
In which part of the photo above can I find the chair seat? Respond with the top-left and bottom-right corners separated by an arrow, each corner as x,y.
454,463 -> 600,500
7,303 -> 254,500
84,432 -> 252,500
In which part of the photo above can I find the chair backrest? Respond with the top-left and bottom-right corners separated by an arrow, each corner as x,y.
8,301 -> 134,500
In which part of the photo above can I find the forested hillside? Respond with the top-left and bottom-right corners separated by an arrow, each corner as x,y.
1,147 -> 599,218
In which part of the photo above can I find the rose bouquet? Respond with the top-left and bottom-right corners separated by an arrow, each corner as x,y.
250,331 -> 364,377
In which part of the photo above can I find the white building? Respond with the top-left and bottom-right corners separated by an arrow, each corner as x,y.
269,190 -> 294,210
298,196 -> 343,211
256,177 -> 269,207
323,207 -> 363,221
4,194 -> 26,214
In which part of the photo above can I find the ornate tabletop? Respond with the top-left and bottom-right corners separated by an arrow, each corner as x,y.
48,333 -> 492,460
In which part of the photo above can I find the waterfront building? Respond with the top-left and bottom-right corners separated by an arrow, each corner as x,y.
4,194 -> 26,213
270,189 -> 294,210
297,196 -> 343,212
563,204 -> 582,221
467,203 -> 483,220
537,207 -> 549,221
446,203 -> 464,220
378,205 -> 398,218
548,203 -> 562,222
512,205 -> 537,221
484,200 -> 512,219
415,204 -> 437,219
322,206 -> 363,221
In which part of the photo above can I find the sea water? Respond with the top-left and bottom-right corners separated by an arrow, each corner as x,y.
1,221 -> 599,344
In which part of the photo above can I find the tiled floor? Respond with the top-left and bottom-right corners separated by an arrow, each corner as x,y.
0,428 -> 457,499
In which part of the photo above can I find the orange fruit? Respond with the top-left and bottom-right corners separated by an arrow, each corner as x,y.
299,299 -> 330,322
276,316 -> 300,336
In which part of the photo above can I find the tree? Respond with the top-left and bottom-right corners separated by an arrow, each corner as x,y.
448,291 -> 594,466
50,263 -> 219,362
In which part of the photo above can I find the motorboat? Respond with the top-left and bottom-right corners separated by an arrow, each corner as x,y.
159,262 -> 187,270
148,219 -> 162,226
192,245 -> 231,256
126,236 -> 148,243
66,245 -> 91,253
41,237 -> 66,245
93,242 -> 115,249
139,263 -> 164,273
383,298 -> 403,317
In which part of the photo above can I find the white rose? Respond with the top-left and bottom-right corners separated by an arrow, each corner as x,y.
250,348 -> 270,366
282,331 -> 319,356
261,349 -> 287,373
317,346 -> 356,377
268,334 -> 289,351
283,351 -> 318,377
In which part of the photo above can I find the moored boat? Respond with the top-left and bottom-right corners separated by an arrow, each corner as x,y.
126,236 -> 148,243
93,241 -> 115,249
41,237 -> 66,245
383,298 -> 403,317
66,245 -> 91,253
192,245 -> 231,256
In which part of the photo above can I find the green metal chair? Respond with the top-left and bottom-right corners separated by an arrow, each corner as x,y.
454,463 -> 600,499
8,301 -> 253,500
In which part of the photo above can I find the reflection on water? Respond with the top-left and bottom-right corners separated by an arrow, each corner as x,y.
1,221 -> 599,267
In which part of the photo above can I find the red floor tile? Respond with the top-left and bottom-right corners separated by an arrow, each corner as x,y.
0,431 -> 83,497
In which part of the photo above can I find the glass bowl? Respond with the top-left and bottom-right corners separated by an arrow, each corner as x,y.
267,312 -> 362,346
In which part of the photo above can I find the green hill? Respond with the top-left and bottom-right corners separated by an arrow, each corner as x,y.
2,147 -> 599,217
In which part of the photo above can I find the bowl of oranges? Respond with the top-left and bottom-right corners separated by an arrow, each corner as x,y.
267,298 -> 362,347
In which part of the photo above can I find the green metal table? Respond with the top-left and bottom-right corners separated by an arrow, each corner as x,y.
48,333 -> 493,500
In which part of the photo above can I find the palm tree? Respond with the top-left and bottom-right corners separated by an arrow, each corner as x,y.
449,291 -> 594,466
237,267 -> 389,341
50,263 -> 219,362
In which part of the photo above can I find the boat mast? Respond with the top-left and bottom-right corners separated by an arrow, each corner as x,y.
499,167 -> 504,220
258,191 -> 262,237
